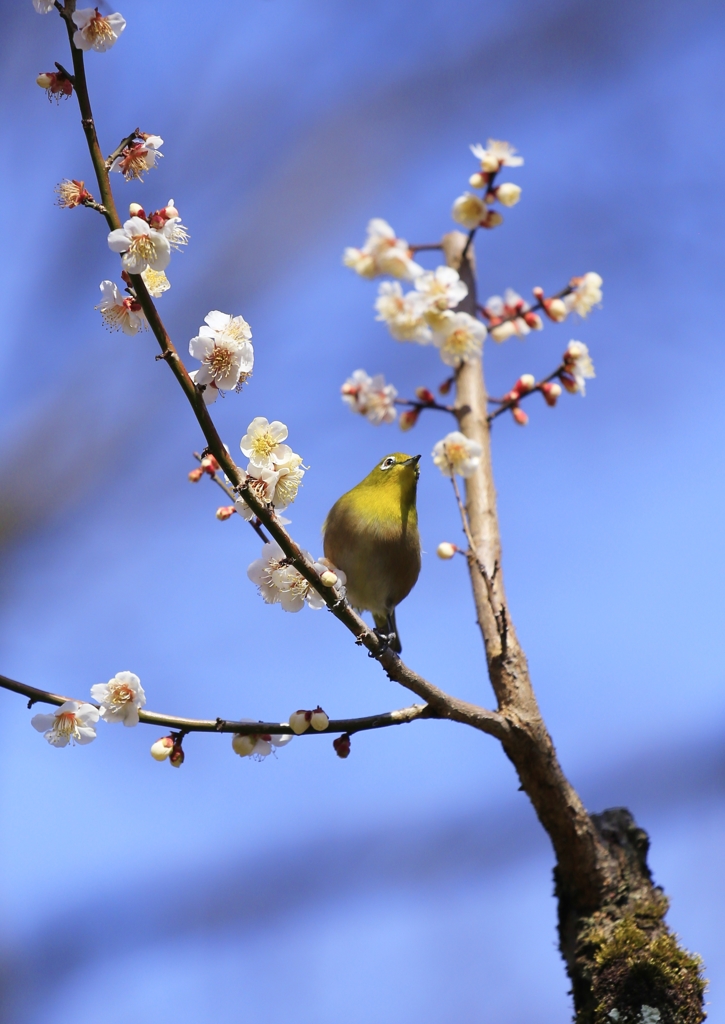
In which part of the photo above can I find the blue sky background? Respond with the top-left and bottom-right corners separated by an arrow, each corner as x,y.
1,0 -> 724,1021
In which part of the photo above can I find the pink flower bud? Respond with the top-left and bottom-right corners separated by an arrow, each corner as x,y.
481,210 -> 503,229
514,374 -> 536,395
201,455 -> 220,474
188,467 -> 204,483
289,711 -> 310,735
437,542 -> 457,560
215,506 -> 235,521
310,707 -> 329,732
523,311 -> 543,330
541,382 -> 562,407
169,743 -> 185,767
415,387 -> 435,404
333,733 -> 351,759
37,71 -> 73,100
399,409 -> 420,432
150,736 -> 174,761
512,406 -> 529,426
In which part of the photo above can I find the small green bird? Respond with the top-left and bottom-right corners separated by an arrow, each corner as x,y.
323,452 -> 421,653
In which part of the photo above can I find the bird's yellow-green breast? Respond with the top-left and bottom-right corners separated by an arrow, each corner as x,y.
322,453 -> 422,628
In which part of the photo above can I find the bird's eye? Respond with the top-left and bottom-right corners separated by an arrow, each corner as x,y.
381,457 -> 396,470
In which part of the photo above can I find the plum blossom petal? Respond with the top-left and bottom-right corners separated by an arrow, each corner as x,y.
564,273 -> 603,317
72,8 -> 126,52
374,282 -> 431,343
96,280 -> 146,335
432,431 -> 482,479
31,700 -> 99,747
341,370 -> 397,425
470,139 -> 523,172
433,312 -> 486,367
107,216 -> 170,274
240,418 -> 290,470
90,670 -> 146,727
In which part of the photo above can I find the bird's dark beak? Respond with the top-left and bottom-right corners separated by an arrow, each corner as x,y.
405,455 -> 421,467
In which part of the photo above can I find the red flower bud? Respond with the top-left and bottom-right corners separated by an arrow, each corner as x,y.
399,409 -> 420,432
188,467 -> 204,483
200,455 -> 220,474
333,733 -> 351,759
541,382 -> 562,407
415,387 -> 435,404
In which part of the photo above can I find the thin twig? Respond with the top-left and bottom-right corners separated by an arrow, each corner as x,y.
192,453 -> 271,543
0,673 -> 435,737
487,364 -> 565,423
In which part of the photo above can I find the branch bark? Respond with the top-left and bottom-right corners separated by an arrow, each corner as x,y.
442,230 -> 705,1022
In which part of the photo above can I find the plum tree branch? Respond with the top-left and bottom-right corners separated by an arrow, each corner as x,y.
50,3 -> 507,743
0,673 -> 435,737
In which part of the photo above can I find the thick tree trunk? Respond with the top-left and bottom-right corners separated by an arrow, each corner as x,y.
442,232 -> 706,1022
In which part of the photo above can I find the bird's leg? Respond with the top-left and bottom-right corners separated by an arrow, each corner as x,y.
371,612 -> 400,655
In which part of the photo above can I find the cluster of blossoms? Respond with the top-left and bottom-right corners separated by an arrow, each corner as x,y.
107,199 -> 187,276
110,133 -> 164,182
188,310 -> 253,404
343,218 -> 422,280
341,370 -> 398,425
451,139 -> 524,231
248,541 -> 345,613
31,671 -> 145,747
374,266 -> 486,368
235,417 -> 305,518
483,288 -> 543,341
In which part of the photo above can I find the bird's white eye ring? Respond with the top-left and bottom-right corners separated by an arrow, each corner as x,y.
381,457 -> 396,470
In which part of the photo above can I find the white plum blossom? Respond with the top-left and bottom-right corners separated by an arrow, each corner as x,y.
141,267 -> 170,297
107,216 -> 170,274
485,288 -> 542,341
432,431 -> 482,479
189,310 -> 254,395
110,135 -> 164,181
433,312 -> 486,367
234,467 -> 280,519
341,369 -> 398,425
268,450 -> 305,509
95,280 -> 146,335
565,272 -> 603,317
71,8 -> 126,51
247,541 -> 326,612
414,265 -> 468,329
374,282 -> 431,343
471,139 -> 524,172
343,218 -> 423,280
31,700 -> 99,747
232,725 -> 293,759
451,193 -> 486,230
562,340 -> 596,395
240,417 -> 295,471
496,182 -> 522,207
33,0 -> 55,12
90,671 -> 146,726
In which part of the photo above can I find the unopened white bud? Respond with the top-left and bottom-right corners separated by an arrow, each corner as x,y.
468,172 -> 487,189
289,711 -> 310,735
437,542 -> 457,560
36,73 -> 53,88
129,202 -> 144,217
310,708 -> 329,732
518,374 -> 535,392
150,736 -> 174,761
165,199 -> 179,218
496,183 -> 521,207
546,297 -> 568,322
320,570 -> 338,587
232,733 -> 256,757
451,193 -> 486,230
